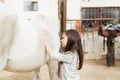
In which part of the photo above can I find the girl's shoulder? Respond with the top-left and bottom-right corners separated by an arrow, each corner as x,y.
64,51 -> 78,61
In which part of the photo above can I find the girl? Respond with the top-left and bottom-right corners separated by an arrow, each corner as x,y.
44,29 -> 83,80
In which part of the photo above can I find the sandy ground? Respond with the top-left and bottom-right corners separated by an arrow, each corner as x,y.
0,59 -> 120,80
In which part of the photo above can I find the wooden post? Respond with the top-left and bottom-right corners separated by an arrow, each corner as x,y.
106,30 -> 115,66
58,0 -> 67,77
59,0 -> 67,34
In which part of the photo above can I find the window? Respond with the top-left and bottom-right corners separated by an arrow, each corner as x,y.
81,7 -> 120,29
24,1 -> 38,11
81,7 -> 120,19
82,8 -> 100,18
67,7 -> 120,33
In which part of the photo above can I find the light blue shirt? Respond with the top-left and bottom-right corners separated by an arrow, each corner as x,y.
50,51 -> 80,80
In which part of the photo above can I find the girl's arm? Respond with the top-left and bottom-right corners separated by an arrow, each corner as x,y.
44,37 -> 73,63
44,37 -> 52,55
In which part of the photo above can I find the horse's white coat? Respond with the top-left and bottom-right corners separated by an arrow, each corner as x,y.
0,1 -> 60,80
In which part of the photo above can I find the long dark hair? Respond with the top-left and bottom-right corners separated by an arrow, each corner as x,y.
63,29 -> 83,70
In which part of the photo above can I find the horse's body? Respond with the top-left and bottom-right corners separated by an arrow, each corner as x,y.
0,1 -> 60,80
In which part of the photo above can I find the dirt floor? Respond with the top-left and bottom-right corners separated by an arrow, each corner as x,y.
0,59 -> 120,80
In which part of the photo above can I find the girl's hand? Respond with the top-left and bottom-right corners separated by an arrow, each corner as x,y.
44,36 -> 52,55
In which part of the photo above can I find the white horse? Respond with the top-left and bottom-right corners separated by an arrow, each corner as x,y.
0,2 -> 60,80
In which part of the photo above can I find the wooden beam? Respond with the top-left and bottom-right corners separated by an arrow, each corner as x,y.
67,18 -> 114,21
59,0 -> 67,33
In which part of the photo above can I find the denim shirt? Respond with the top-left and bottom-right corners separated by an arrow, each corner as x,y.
50,51 -> 80,80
